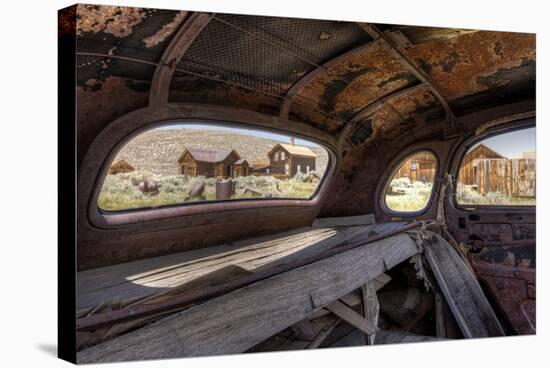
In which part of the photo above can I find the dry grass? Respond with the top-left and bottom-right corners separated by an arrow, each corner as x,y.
385,178 -> 433,212
383,178 -> 536,213
456,184 -> 536,206
98,170 -> 321,211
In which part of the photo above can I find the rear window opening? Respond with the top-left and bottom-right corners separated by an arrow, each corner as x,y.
384,151 -> 438,213
456,126 -> 536,207
97,123 -> 330,212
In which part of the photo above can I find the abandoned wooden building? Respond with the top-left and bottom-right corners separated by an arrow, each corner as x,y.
459,144 -> 536,196
393,152 -> 436,183
251,159 -> 271,175
107,159 -> 134,175
177,148 -> 245,178
233,159 -> 250,177
268,143 -> 317,177
66,4 -> 537,364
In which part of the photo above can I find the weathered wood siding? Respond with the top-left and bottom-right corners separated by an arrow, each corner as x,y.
394,152 -> 436,182
179,153 -> 217,177
291,156 -> 316,176
179,152 -> 198,176
460,158 -> 535,197
269,148 -> 316,177
108,160 -> 134,175
234,162 -> 249,177
269,148 -> 289,176
214,151 -> 240,178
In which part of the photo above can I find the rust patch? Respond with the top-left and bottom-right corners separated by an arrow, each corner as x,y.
295,40 -> 417,119
169,73 -> 282,116
289,101 -> 344,134
59,5 -> 77,36
386,84 -> 438,119
405,31 -> 536,101
77,76 -> 149,164
76,4 -> 147,38
478,245 -> 536,269
143,11 -> 187,48
357,84 -> 440,143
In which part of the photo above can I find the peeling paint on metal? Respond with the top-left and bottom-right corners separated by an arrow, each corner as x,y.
295,40 -> 417,119
143,11 -> 187,48
76,4 -> 148,38
404,31 -> 536,101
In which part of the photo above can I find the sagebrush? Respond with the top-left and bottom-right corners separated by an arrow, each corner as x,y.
98,170 -> 322,211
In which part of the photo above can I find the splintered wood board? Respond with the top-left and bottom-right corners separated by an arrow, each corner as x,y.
77,222 -> 405,311
78,232 -> 418,363
312,214 -> 375,227
424,233 -> 505,338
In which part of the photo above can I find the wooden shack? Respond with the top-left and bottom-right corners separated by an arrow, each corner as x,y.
251,159 -> 271,175
233,159 -> 250,177
108,159 -> 134,175
459,145 -> 535,197
177,148 -> 242,178
394,152 -> 436,182
459,144 -> 504,185
268,143 -> 316,178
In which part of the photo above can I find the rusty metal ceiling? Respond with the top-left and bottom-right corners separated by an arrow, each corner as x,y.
71,4 -> 535,162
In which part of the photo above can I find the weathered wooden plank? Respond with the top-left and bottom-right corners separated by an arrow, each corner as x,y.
362,282 -> 380,344
325,300 -> 378,335
78,225 -> 373,310
78,224 -> 415,332
309,273 -> 391,319
435,292 -> 446,338
78,233 -> 418,363
424,233 -> 505,338
312,214 -> 376,227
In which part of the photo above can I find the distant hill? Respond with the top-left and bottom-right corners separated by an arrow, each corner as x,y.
115,129 -> 329,175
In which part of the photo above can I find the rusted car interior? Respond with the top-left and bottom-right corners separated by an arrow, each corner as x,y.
63,5 -> 535,363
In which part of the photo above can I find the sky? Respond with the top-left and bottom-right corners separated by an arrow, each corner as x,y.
469,127 -> 536,159
157,123 -> 320,147
156,123 -> 535,157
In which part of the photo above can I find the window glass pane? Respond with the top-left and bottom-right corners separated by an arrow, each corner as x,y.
98,123 -> 329,212
385,151 -> 437,212
457,127 -> 536,206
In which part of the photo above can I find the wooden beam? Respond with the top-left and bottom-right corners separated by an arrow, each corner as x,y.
78,224 -> 411,331
312,214 -> 376,227
362,282 -> 380,344
325,300 -> 378,336
78,233 -> 419,363
435,292 -> 447,338
424,233 -> 505,338
149,12 -> 214,107
309,273 -> 391,319
358,23 -> 456,132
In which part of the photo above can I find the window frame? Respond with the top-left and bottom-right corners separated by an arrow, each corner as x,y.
91,119 -> 336,224
379,148 -> 440,217
451,120 -> 536,211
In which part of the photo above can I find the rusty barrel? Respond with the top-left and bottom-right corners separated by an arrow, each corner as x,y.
216,179 -> 235,200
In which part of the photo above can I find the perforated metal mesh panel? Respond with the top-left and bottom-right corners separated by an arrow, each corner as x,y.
177,14 -> 372,99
